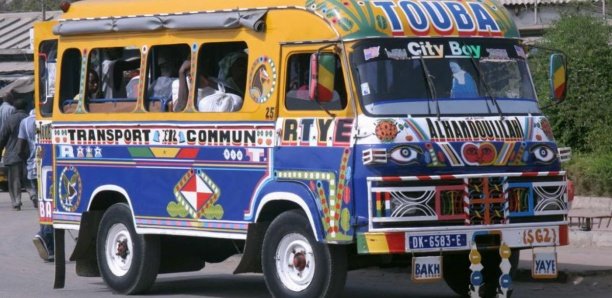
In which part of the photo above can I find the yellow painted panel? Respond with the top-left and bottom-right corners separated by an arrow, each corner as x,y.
150,147 -> 181,158
365,233 -> 390,254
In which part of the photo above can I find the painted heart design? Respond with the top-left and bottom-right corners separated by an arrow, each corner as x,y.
478,143 -> 496,165
461,142 -> 497,166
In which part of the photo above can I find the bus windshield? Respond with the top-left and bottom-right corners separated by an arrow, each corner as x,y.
351,38 -> 539,117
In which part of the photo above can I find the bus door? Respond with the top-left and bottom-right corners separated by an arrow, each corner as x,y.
276,45 -> 355,242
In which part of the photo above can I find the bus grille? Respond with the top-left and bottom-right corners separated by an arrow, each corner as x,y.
368,173 -> 567,228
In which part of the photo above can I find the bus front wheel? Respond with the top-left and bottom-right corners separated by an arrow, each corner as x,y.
97,203 -> 160,294
262,210 -> 347,298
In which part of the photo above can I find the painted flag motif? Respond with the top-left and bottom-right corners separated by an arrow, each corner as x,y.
316,54 -> 336,102
549,54 -> 566,100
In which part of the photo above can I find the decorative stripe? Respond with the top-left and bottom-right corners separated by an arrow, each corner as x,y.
358,232 -> 406,254
317,181 -> 331,233
495,142 -> 515,165
525,117 -> 534,140
135,217 -> 247,231
384,192 -> 391,217
439,142 -> 464,166
503,178 -> 509,223
385,233 -> 406,252
150,147 -> 181,158
464,178 -> 470,225
403,118 -> 428,141
176,148 -> 200,159
57,159 -> 266,168
375,192 -> 382,217
362,148 -> 387,165
366,233 -> 390,253
368,171 -> 565,182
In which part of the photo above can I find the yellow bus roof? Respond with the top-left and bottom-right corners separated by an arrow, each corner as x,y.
59,0 -> 519,39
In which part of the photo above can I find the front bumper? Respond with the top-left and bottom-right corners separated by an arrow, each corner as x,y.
357,223 -> 568,254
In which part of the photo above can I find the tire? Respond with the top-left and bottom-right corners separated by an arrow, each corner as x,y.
97,203 -> 160,294
262,210 -> 347,298
443,249 -> 519,298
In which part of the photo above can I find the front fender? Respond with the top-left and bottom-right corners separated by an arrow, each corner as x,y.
250,180 -> 326,241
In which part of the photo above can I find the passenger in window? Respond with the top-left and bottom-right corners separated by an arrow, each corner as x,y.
75,70 -> 101,101
101,48 -> 124,98
125,69 -> 140,99
174,57 -> 243,113
287,57 -> 310,100
173,58 -> 216,112
198,81 -> 243,112
449,61 -> 478,98
217,51 -> 248,95
148,55 -> 177,100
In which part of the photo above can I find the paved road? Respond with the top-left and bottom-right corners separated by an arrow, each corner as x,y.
1,192 -> 610,298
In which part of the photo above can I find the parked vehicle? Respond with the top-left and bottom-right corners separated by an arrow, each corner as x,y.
34,0 -> 571,297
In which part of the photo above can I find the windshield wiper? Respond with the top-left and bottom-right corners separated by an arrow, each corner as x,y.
418,56 -> 440,120
467,53 -> 504,120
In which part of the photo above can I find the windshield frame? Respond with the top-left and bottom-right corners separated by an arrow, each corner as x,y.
349,37 -> 541,118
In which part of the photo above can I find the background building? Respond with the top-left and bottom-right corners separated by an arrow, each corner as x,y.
500,0 -> 609,36
0,10 -> 59,99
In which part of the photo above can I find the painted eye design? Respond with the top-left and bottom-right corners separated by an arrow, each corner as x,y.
389,146 -> 421,165
532,145 -> 555,163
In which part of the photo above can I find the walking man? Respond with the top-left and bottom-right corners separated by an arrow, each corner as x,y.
18,109 -> 54,261
0,98 -> 29,210
0,91 -> 15,129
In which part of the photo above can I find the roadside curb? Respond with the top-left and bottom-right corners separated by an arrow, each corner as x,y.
572,196 -> 612,210
515,268 -> 612,283
569,230 -> 612,247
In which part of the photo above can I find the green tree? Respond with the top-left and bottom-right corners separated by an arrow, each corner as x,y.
530,13 -> 612,154
529,13 -> 612,196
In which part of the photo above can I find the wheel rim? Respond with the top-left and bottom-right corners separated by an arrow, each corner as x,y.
275,233 -> 315,292
105,223 -> 133,277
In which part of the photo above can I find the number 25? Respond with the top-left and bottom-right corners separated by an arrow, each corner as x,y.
265,107 -> 275,119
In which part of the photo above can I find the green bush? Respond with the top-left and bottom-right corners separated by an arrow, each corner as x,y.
529,14 -> 612,154
529,14 -> 612,196
565,153 -> 612,197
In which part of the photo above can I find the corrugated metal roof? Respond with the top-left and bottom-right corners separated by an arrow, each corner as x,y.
0,76 -> 34,97
0,11 -> 60,50
0,61 -> 33,73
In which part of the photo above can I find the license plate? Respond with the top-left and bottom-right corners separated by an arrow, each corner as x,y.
532,252 -> 558,279
412,256 -> 442,282
408,234 -> 467,249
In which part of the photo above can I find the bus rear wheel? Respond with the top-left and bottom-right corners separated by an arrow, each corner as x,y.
97,203 -> 160,294
262,210 -> 347,298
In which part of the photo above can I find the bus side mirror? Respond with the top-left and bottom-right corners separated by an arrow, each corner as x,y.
549,53 -> 567,103
309,53 -> 336,102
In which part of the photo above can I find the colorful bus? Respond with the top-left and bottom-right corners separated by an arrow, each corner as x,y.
33,0 -> 571,297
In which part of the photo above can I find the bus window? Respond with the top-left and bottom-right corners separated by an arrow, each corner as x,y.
174,41 -> 247,113
145,44 -> 190,112
86,46 -> 141,113
38,40 -> 57,117
285,53 -> 347,111
59,48 -> 81,114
